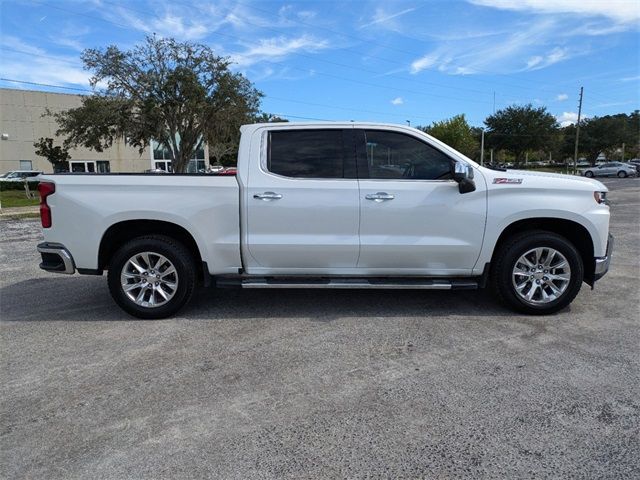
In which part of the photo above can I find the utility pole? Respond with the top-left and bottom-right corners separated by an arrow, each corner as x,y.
573,86 -> 584,175
406,120 -> 410,127
480,129 -> 485,165
621,142 -> 625,162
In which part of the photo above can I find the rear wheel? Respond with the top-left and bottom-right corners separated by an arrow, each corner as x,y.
491,231 -> 584,315
107,235 -> 196,319
585,171 -> 594,178
617,170 -> 628,178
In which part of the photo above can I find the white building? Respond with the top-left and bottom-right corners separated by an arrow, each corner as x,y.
0,88 -> 208,174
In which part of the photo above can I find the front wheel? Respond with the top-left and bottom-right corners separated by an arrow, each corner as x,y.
617,170 -> 628,178
107,235 -> 196,319
584,171 -> 594,178
491,231 -> 584,315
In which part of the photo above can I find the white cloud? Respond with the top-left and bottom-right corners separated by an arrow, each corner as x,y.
0,36 -> 92,88
556,111 -> 590,127
408,18 -> 576,75
621,75 -> 640,82
468,0 -> 640,24
360,7 -> 416,29
526,56 -> 543,68
390,97 -> 404,105
231,35 -> 330,68
410,52 -> 441,74
524,47 -> 571,71
556,93 -> 569,101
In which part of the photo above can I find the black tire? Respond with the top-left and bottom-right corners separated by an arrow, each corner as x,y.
491,231 -> 584,315
617,170 -> 628,178
584,171 -> 594,178
107,235 -> 196,319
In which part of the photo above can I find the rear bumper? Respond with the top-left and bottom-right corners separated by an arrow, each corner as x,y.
593,234 -> 613,282
37,242 -> 75,274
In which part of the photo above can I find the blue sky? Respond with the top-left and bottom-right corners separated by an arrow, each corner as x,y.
1,0 -> 638,127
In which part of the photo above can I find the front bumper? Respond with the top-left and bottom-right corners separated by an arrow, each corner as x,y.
593,234 -> 613,282
37,242 -> 75,274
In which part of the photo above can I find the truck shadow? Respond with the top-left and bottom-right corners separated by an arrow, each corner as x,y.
1,276 -> 519,322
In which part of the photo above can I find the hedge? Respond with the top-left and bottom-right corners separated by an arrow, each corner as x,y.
0,181 -> 40,192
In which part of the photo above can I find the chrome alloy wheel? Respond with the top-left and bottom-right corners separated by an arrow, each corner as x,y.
120,251 -> 179,308
512,247 -> 571,305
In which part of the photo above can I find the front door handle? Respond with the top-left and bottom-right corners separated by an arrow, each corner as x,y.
253,191 -> 283,201
365,192 -> 395,202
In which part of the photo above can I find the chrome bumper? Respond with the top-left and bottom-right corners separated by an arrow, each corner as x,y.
37,242 -> 75,274
593,234 -> 613,282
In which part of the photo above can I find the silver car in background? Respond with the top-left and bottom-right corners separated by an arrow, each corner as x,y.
582,162 -> 637,178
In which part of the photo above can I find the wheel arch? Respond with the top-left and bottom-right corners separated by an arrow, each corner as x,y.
491,218 -> 595,286
98,220 -> 207,284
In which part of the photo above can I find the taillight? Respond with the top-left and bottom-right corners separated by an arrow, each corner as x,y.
38,182 -> 55,228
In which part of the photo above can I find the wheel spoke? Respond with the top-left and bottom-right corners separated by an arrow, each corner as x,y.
156,285 -> 169,301
129,258 -> 146,273
543,250 -> 556,267
526,284 -> 539,301
141,253 -> 152,270
548,272 -> 570,282
124,281 -> 144,292
161,266 -> 176,278
545,280 -> 562,295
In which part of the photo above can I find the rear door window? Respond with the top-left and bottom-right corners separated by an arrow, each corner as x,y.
268,129 -> 352,179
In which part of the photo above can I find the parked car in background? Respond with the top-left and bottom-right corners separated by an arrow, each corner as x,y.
581,162 -> 637,178
0,170 -> 43,182
627,159 -> 640,174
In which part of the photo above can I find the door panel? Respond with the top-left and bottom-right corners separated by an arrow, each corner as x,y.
245,128 -> 360,272
358,179 -> 486,273
355,128 -> 487,275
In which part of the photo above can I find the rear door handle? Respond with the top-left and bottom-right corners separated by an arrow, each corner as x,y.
253,191 -> 283,201
365,192 -> 395,202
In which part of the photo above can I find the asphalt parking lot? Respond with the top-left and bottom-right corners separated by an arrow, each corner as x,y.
1,177 -> 639,479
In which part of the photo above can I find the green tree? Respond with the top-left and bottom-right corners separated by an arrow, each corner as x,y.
33,137 -> 71,172
484,104 -> 557,166
52,35 -> 262,173
208,113 -> 288,166
562,113 -> 638,166
419,114 -> 479,158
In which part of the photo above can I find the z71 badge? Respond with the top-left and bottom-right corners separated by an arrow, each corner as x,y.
493,178 -> 523,184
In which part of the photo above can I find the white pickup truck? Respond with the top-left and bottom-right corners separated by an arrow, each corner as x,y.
36,122 -> 613,318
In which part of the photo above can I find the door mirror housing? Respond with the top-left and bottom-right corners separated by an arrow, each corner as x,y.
450,161 -> 476,194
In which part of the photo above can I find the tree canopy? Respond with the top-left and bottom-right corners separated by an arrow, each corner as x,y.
52,35 -> 262,173
418,114 -> 478,159
33,137 -> 71,172
484,104 -> 558,165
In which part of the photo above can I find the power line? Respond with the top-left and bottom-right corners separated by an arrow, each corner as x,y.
0,77 -> 483,125
0,77 -> 92,92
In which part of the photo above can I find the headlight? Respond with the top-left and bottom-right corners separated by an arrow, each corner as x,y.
594,191 -> 608,204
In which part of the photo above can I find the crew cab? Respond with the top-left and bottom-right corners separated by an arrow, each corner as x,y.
36,122 -> 613,318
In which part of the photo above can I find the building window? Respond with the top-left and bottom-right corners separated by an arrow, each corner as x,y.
150,139 -> 206,173
19,160 -> 33,170
69,161 -> 109,173
96,161 -> 111,173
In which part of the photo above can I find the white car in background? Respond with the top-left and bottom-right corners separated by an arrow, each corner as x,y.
0,170 -> 43,182
582,162 -> 637,178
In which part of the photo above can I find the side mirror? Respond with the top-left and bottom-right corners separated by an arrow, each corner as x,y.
450,161 -> 476,194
